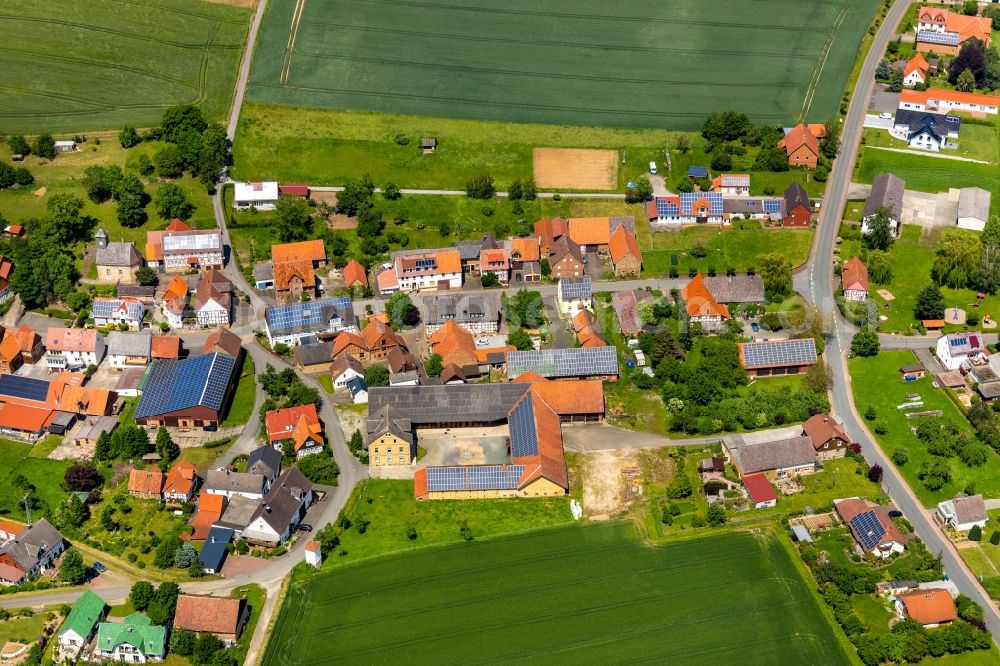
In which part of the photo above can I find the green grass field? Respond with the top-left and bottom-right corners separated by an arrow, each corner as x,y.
0,0 -> 250,133
247,0 -> 880,129
221,356 -> 255,428
849,351 -> 1000,506
263,523 -> 850,665
863,124 -> 999,164
0,439 -> 73,518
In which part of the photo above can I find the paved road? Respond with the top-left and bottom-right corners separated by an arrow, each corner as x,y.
805,0 -> 1000,644
227,0 -> 269,141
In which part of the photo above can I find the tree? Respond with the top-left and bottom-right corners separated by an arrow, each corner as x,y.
13,168 -> 33,186
508,179 -> 524,201
956,67 -> 977,92
32,133 -> 56,159
666,474 -> 693,499
195,123 -> 228,188
933,229 -> 982,288
63,463 -> 102,491
297,451 -> 340,485
969,524 -> 983,542
116,173 -> 148,228
382,182 -> 401,200
424,353 -> 443,377
503,289 -> 545,329
851,327 -> 880,357
95,431 -> 113,462
913,284 -> 946,321
154,535 -> 182,569
868,464 -> 884,483
460,520 -> 474,541
991,530 -> 1000,546
963,0 -> 979,15
337,175 -> 375,216
130,581 -> 155,611
153,182 -> 194,221
154,145 -> 184,179
171,629 -> 196,656
8,135 -> 30,156
865,250 -> 893,284
757,253 -> 792,299
710,150 -> 732,171
62,494 -> 89,529
192,633 -> 223,666
506,328 -> 533,351
355,204 -> 384,240
949,39 -> 987,86
385,291 -> 418,329
274,196 -> 313,242
135,266 -> 157,286
364,364 -> 389,387
465,172 -> 495,199
119,127 -> 141,148
156,426 -> 179,464
135,153 -> 154,177
59,550 -> 87,585
892,447 -> 909,466
161,104 -> 207,143
875,58 -> 892,80
701,110 -> 752,142
0,164 -> 14,189
624,177 -> 653,203
863,207 -> 895,251
174,543 -> 197,568
804,358 -> 833,392
706,505 -> 726,527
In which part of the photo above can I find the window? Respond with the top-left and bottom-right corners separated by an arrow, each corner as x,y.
399,456 -> 406,464
374,457 -> 380,464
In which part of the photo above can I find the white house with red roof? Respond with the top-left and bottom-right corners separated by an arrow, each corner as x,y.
742,473 -> 777,509
711,174 -> 750,196
264,404 -> 324,457
903,54 -> 929,88
936,332 -> 987,370
900,88 -> 1000,115
834,497 -> 906,559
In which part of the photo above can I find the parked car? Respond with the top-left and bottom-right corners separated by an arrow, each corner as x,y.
888,510 -> 903,518
879,112 -> 892,119
297,524 -> 313,533
92,561 -> 107,573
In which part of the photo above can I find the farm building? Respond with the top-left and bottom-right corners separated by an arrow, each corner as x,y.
566,216 -> 635,254
723,435 -> 816,480
899,363 -> 926,380
133,352 -> 239,429
506,346 -> 618,381
742,473 -> 777,509
956,187 -> 990,231
834,497 -> 905,559
701,275 -> 765,306
174,595 -> 250,646
609,225 -> 642,277
264,297 -> 356,347
862,173 -> 905,236
233,181 -> 279,209
738,338 -> 817,377
841,256 -> 869,302
127,469 -> 164,500
278,183 -> 310,198
899,88 -> 1000,115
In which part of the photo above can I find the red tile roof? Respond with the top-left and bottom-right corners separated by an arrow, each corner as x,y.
778,124 -> 819,159
841,256 -> 869,293
163,460 -> 198,495
174,595 -> 245,636
428,320 -> 478,367
150,336 -> 182,359
609,225 -> 641,266
681,274 -> 730,319
901,87 -> 1000,108
278,184 -> 310,197
904,54 -> 929,78
128,469 -> 164,495
743,473 -> 778,504
567,217 -> 611,246
271,239 -> 325,264
342,260 -> 368,288
0,404 -> 51,433
265,404 -> 323,450
899,589 -> 957,626
802,414 -> 848,451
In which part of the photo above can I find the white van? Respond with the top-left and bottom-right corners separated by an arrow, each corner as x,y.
649,161 -> 657,174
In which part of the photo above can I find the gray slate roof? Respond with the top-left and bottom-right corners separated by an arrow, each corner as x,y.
783,182 -> 810,211
953,494 -> 987,524
107,331 -> 151,357
368,384 -> 530,426
295,341 -> 334,367
214,495 -> 258,531
958,187 -> 991,222
250,467 -> 313,534
864,173 -> 905,220
253,261 -> 274,283
247,446 -> 281,481
727,435 -> 815,474
894,109 -> 960,141
0,519 -> 62,571
702,275 -> 765,304
423,293 -> 501,326
205,470 -> 265,496
96,241 -> 141,268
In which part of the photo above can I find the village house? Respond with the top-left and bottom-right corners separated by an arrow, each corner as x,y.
57,590 -> 107,659
4,325 -> 43,364
547,236 -> 585,279
194,268 -> 233,326
890,108 -> 960,151
609,225 -> 642,277
188,494 -> 225,541
386,248 -> 463,292
423,292 -> 501,335
247,446 -> 282,489
899,88 -> 1000,115
936,332 -> 986,370
556,276 -> 592,316
915,8 -> 991,55
566,216 -> 636,254
573,309 -> 606,349
711,173 -> 750,196
162,460 -> 200,503
366,405 -> 415,466
205,470 -> 266,501
127,469 -> 164,500
265,404 -> 324,457
347,376 -> 368,404
94,613 -> 166,663
151,335 -> 182,361
454,234 -> 499,275
834,497 -> 906,559
702,275 -> 766,307
778,124 -> 820,169
146,220 -> 223,271
107,331 -> 151,370
936,493 -> 988,533
507,237 -> 541,283
479,247 -> 510,284
233,181 -> 279,210
646,192 -> 727,227
264,297 -> 356,348
723,435 -> 817,479
802,413 -> 850,459
45,328 -> 105,370
612,290 -> 654,337
278,183 -> 310,199
95,233 -> 143,284
241,467 -> 314,547
133,352 -> 239,429
897,589 -> 957,628
681,274 -> 730,332
862,173 -> 905,236
91,296 -> 145,330
0,333 -> 23,375
160,275 -> 189,329
198,527 -> 233,574
173,595 -> 250,647
738,338 -> 817,377
0,519 -> 65,585
330,355 -> 364,390
341,259 -> 368,290
956,187 -> 991,231
783,182 -> 812,227
841,256 -> 869,302
902,53 -> 929,87
330,316 -> 406,367
293,341 -> 333,373
0,256 -> 12,304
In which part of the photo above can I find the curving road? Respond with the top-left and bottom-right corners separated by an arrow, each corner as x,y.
804,0 -> 1000,643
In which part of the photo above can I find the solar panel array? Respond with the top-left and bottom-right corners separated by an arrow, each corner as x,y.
162,231 -> 222,252
265,298 -> 352,335
426,465 -> 524,492
509,396 -> 539,458
679,192 -> 723,215
560,276 -> 591,299
916,30 -> 958,46
850,511 -> 886,551
507,346 -> 618,379
763,199 -> 782,214
92,298 -> 145,320
368,384 -> 530,425
722,174 -> 749,186
0,374 -> 50,403
740,339 -> 816,369
134,352 -> 237,419
687,166 -> 709,178
654,198 -> 679,217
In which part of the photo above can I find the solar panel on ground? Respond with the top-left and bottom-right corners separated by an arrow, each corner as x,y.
0,374 -> 50,402
850,512 -> 886,551
740,339 -> 816,369
688,166 -> 708,178
509,396 -> 539,458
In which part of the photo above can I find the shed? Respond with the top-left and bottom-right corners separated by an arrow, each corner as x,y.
687,166 -> 709,179
899,363 -> 926,380
198,526 -> 233,574
421,138 -> 437,153
791,524 -> 813,543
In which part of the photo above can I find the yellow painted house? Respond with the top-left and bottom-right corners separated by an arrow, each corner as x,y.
366,406 -> 414,467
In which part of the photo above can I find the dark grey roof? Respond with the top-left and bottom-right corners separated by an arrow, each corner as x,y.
783,182 -> 809,211
107,331 -> 151,357
727,435 -> 815,474
608,216 -> 636,237
722,198 -> 785,218
247,446 -> 281,480
952,494 -> 987,523
253,261 -> 274,283
702,275 -> 765,304
116,285 -> 156,299
95,228 -> 108,241
368,384 -> 530,426
214,495 -> 258,531
421,138 -> 437,148
295,341 -> 334,367
549,236 -> 583,265
863,173 -> 905,220
453,235 -> 499,261
206,470 -> 265,495
366,405 -> 414,444
507,346 -> 618,379
423,293 -> 501,326
251,467 -> 313,533
198,527 -> 232,571
978,382 -> 1000,399
0,519 -> 62,571
346,376 -> 368,398
116,367 -> 145,392
96,242 -> 141,268
894,109 -> 960,141
958,187 -> 990,222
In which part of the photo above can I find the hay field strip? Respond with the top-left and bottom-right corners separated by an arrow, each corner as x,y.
246,0 -> 881,129
0,0 -> 251,133
262,523 -> 850,665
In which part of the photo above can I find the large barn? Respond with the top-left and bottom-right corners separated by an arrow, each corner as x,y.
133,352 -> 239,429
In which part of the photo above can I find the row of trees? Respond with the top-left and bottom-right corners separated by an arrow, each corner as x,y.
7,133 -> 59,160
0,162 -> 33,190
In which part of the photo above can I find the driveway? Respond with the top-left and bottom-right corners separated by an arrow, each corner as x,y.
863,114 -> 894,130
869,87 -> 900,114
561,423 -> 716,452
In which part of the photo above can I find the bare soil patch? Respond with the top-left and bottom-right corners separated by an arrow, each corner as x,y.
203,0 -> 256,6
533,148 -> 618,190
579,450 -> 638,516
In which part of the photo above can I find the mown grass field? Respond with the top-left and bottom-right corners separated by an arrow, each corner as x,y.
0,438 -> 73,518
263,523 -> 851,665
849,351 -> 1000,506
247,0 -> 880,129
0,0 -> 250,133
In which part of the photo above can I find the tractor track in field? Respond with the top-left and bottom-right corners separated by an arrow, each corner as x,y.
0,14 -> 243,50
280,0 -> 307,84
0,45 -> 199,90
799,0 -> 856,121
104,0 -> 249,24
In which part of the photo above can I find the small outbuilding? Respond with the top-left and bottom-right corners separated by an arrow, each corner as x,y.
421,138 -> 437,153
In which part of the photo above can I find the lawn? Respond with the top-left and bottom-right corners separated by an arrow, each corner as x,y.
0,138 -> 216,248
856,148 -> 1000,216
863,123 -> 999,164
0,439 -> 73,518
178,445 -> 224,474
316,374 -> 333,394
247,0 -> 879,129
229,584 -> 264,666
851,594 -> 894,633
0,0 -> 250,133
0,613 -> 46,646
262,523 -> 851,665
848,351 -> 1000,506
221,356 -> 255,428
328,479 -> 574,566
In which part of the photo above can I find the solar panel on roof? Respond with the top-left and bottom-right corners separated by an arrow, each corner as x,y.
916,30 -> 958,46
656,199 -> 668,216
560,277 -> 591,299
426,465 -> 524,492
740,339 -> 817,369
507,346 -> 618,379
509,397 -> 539,458
265,298 -> 351,335
0,374 -> 50,403
850,511 -> 886,551
679,192 -> 723,215
134,352 -> 236,419
763,199 -> 781,214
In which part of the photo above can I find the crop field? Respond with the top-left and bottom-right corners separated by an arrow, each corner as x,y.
262,523 -> 850,665
0,0 -> 250,134
247,0 -> 881,130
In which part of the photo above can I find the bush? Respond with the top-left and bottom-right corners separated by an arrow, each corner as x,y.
892,447 -> 909,466
864,405 -> 876,421
460,520 -> 474,541
990,530 -> 1000,546
969,524 -> 982,541
406,526 -> 417,541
